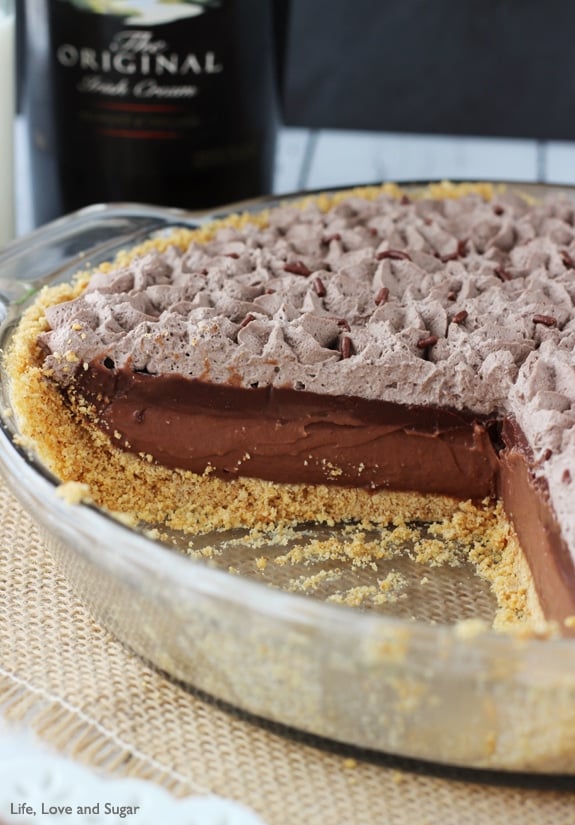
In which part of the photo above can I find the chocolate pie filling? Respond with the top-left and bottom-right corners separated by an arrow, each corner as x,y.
73,363 -> 498,495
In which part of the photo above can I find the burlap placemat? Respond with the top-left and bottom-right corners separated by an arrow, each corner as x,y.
0,474 -> 574,824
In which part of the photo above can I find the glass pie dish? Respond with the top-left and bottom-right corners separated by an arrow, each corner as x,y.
1,184 -> 575,776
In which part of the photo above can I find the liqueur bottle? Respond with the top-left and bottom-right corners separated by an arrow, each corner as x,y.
21,0 -> 279,226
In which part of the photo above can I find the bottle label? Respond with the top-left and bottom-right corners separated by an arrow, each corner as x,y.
47,0 -> 248,151
54,1 -> 224,110
31,0 -> 275,213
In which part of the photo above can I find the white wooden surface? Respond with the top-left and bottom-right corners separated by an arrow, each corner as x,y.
274,127 -> 575,195
15,125 -> 575,236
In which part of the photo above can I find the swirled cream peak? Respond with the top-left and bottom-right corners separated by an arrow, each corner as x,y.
40,190 -> 575,427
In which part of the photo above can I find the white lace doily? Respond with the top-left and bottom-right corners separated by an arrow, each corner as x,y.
0,731 -> 266,825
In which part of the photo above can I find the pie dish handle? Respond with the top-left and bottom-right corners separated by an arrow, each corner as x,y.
0,202 -> 202,316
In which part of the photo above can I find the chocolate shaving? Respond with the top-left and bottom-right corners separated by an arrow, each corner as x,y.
337,318 -> 351,332
440,240 -> 468,263
225,252 -> 240,259
563,469 -> 572,484
494,265 -> 513,282
339,335 -> 353,359
447,291 -> 458,302
493,205 -> 504,216
374,287 -> 390,306
451,309 -> 468,325
239,313 -> 256,329
533,314 -> 557,327
313,277 -> 326,297
417,335 -> 439,349
284,261 -> 312,277
322,233 -> 341,244
376,249 -> 412,262
561,250 -> 574,269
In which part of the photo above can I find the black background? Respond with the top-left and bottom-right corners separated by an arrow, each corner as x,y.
280,0 -> 575,140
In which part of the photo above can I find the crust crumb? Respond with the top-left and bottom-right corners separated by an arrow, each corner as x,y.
454,618 -> 489,640
55,481 -> 93,505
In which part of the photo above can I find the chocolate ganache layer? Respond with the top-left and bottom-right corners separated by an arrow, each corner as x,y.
498,418 -> 575,624
72,363 -> 500,498
36,184 -> 575,624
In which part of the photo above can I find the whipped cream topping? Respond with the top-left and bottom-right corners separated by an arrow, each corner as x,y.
41,191 -> 575,410
39,188 -> 575,543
